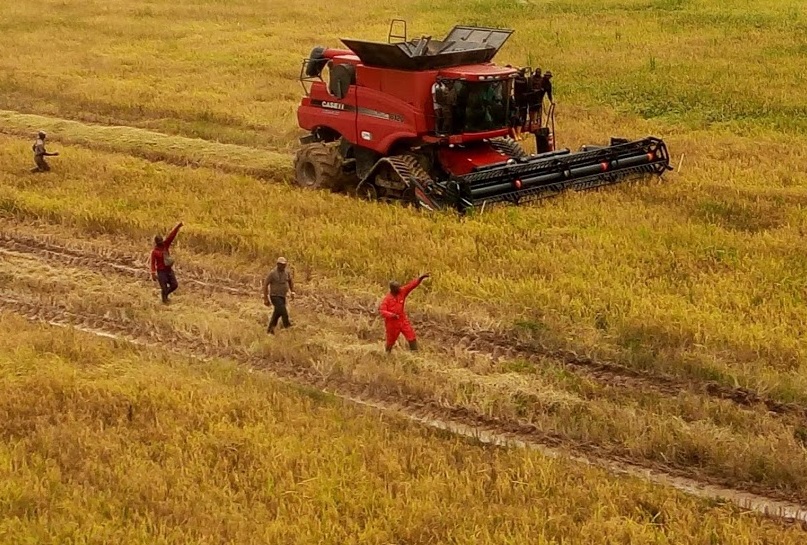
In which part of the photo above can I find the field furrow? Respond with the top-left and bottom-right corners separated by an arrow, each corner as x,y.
0,109 -> 291,181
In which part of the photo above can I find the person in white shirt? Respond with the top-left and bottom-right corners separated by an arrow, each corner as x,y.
31,131 -> 59,173
431,80 -> 449,136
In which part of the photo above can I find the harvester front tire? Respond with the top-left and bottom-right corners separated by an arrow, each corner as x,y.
293,143 -> 345,192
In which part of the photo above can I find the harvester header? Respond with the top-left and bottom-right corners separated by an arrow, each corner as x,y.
450,137 -> 670,209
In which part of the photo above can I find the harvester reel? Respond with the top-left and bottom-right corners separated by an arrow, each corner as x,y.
293,142 -> 347,192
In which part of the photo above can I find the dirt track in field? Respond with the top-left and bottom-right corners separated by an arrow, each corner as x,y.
1,229 -> 804,422
3,227 -> 807,526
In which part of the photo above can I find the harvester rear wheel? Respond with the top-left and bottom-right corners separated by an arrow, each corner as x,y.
293,142 -> 347,192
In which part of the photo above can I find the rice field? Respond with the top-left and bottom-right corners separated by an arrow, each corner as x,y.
1,0 -> 807,539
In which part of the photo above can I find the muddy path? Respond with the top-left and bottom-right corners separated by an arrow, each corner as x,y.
1,289 -> 806,527
1,229 -> 804,422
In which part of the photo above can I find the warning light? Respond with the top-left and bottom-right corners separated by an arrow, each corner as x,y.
514,179 -> 523,189
600,162 -> 609,171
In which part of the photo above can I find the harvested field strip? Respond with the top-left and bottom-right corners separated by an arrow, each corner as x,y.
3,242 -> 807,508
2,226 -> 805,422
0,110 -> 291,181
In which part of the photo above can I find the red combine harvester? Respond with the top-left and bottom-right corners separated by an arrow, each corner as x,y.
295,21 -> 671,212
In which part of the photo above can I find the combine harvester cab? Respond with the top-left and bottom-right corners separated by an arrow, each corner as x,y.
294,21 -> 673,213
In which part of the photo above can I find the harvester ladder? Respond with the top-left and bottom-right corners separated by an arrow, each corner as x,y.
545,102 -> 556,151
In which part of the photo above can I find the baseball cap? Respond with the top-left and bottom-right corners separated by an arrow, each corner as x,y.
277,257 -> 287,264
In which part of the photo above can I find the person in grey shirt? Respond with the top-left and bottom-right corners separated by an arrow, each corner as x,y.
31,131 -> 59,173
262,256 -> 295,334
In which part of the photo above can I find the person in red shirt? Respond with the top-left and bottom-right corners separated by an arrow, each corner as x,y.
150,222 -> 183,304
378,273 -> 430,352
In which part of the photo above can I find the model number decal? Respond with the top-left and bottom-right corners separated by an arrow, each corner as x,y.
357,107 -> 405,123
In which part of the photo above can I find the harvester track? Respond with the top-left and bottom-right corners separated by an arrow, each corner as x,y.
1,289 -> 806,526
0,230 -> 804,422
361,154 -> 442,208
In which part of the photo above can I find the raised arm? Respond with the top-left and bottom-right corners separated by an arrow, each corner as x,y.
400,273 -> 430,299
164,222 -> 183,247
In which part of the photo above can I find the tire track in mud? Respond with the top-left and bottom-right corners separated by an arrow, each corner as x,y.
1,230 -> 804,421
0,290 -> 806,527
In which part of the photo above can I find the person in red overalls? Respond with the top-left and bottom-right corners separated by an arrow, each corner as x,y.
150,222 -> 183,304
378,273 -> 430,352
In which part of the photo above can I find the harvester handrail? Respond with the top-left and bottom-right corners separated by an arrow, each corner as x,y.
299,58 -> 325,97
388,19 -> 407,43
546,102 -> 556,149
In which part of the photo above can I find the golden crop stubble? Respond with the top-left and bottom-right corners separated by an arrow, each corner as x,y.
1,313 -> 806,544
